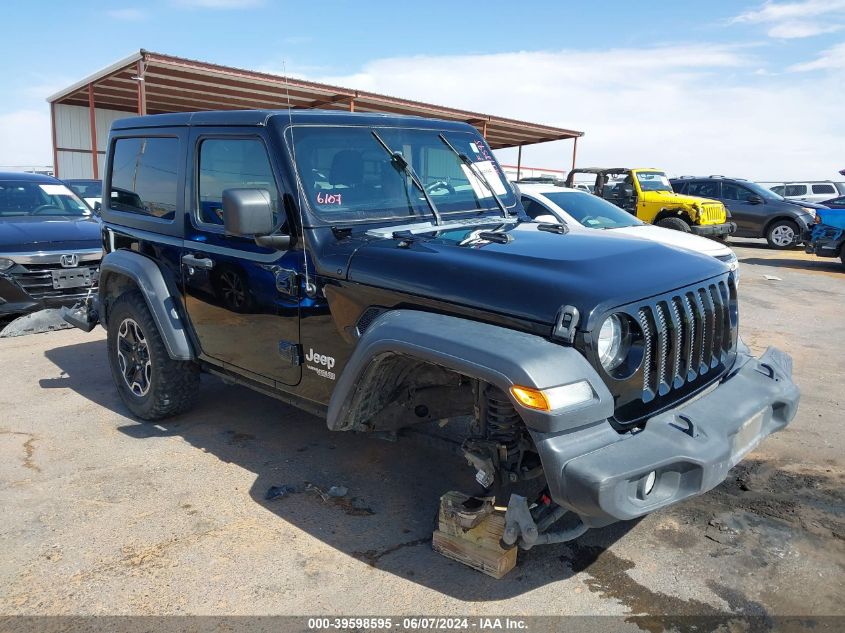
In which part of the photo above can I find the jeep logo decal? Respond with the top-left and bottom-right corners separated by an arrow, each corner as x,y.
305,348 -> 336,380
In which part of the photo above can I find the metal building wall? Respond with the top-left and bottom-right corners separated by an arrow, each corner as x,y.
54,104 -> 132,179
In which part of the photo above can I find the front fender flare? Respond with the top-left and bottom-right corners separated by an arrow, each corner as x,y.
99,250 -> 193,361
327,310 -> 614,433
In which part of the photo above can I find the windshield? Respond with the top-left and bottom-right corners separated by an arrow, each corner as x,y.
544,191 -> 643,229
746,181 -> 784,201
66,180 -> 103,199
635,171 -> 673,192
0,180 -> 90,218
286,126 -> 517,225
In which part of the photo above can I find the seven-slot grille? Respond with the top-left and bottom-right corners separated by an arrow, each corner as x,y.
637,278 -> 735,403
604,274 -> 738,425
699,203 -> 726,224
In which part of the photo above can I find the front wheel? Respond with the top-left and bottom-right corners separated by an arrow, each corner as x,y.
766,220 -> 799,249
656,216 -> 691,232
107,290 -> 199,420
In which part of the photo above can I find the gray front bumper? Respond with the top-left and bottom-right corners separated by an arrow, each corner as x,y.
532,347 -> 799,527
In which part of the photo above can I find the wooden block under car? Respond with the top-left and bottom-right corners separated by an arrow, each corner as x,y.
432,491 -> 517,579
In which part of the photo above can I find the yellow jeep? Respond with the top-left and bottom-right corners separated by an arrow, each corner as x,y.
566,167 -> 736,237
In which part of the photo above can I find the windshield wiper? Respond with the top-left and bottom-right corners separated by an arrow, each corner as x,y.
371,130 -> 442,226
437,133 -> 509,219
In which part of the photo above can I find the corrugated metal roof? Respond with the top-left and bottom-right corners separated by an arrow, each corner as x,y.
48,50 -> 583,150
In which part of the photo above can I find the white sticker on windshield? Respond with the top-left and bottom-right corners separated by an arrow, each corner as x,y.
469,142 -> 480,154
39,184 -> 73,196
472,160 -> 508,196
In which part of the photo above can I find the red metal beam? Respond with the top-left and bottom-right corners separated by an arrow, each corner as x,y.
88,83 -> 99,179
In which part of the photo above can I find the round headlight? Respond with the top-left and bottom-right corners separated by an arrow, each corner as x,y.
597,314 -> 624,371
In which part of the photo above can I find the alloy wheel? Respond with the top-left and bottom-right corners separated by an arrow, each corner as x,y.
116,318 -> 152,397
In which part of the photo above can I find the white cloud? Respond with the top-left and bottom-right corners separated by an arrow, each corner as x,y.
107,8 -> 147,21
0,110 -> 52,165
732,0 -> 845,38
173,0 -> 264,8
788,41 -> 845,70
312,45 -> 843,181
767,21 -> 842,38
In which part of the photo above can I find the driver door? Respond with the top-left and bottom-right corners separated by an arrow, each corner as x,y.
181,129 -> 302,387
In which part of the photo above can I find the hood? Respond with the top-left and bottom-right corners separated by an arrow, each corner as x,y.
784,199 -> 827,211
610,224 -> 731,256
647,190 -> 723,207
346,222 -> 728,332
0,215 -> 101,252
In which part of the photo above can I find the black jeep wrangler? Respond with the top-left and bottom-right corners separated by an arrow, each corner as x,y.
64,110 -> 798,549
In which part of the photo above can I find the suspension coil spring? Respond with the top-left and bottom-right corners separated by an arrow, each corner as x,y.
483,385 -> 521,445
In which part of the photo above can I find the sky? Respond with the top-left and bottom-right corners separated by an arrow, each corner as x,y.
0,0 -> 843,180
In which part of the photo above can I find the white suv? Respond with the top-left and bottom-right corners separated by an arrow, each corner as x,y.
516,183 -> 739,275
769,182 -> 845,204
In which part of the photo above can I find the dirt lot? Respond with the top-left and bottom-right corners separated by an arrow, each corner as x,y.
1,240 -> 843,625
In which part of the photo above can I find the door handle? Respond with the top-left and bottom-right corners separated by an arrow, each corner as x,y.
181,254 -> 214,270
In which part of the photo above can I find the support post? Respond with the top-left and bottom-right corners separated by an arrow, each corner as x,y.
87,83 -> 99,180
50,102 -> 59,178
482,120 -> 488,138
136,60 -> 146,115
571,136 -> 578,172
349,98 -> 355,113
516,144 -> 523,181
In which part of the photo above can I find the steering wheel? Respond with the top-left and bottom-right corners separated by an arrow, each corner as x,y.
426,180 -> 455,195
31,205 -> 63,215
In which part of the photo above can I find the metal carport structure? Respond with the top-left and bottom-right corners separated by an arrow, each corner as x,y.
47,50 -> 583,180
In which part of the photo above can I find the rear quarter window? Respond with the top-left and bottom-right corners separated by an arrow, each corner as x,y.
109,137 -> 179,220
812,184 -> 836,195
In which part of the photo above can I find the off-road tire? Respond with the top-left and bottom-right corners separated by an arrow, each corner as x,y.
766,219 -> 799,249
656,216 -> 691,232
107,290 -> 199,420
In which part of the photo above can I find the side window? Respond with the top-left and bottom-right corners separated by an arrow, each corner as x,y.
686,181 -> 720,198
673,181 -> 688,194
770,185 -> 784,195
722,183 -> 753,201
521,196 -> 554,220
784,184 -> 807,196
812,184 -> 836,195
110,137 -> 179,220
197,137 -> 282,228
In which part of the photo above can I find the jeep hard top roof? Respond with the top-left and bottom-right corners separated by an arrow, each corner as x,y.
111,109 -> 477,133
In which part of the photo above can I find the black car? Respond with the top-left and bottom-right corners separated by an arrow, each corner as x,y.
821,195 -> 845,209
63,110 -> 797,548
0,172 -> 102,317
670,176 -> 820,249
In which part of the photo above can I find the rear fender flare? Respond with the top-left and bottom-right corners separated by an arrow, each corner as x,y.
98,250 -> 193,361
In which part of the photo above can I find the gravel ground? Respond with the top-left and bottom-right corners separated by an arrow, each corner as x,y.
0,240 -> 843,624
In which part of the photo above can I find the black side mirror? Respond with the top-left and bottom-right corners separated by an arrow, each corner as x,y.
222,188 -> 290,250
93,201 -> 102,213
747,194 -> 764,205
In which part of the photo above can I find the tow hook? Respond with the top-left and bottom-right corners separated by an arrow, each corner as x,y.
502,494 -> 588,550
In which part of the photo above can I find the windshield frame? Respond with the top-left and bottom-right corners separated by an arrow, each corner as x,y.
635,171 -> 673,193
0,179 -> 92,219
281,123 -> 519,228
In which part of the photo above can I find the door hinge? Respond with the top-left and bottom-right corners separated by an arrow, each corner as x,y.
278,341 -> 303,366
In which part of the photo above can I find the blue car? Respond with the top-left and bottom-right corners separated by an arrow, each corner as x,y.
804,208 -> 845,268
0,172 -> 103,316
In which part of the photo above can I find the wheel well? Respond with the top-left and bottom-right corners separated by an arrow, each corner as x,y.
654,208 -> 693,225
99,271 -> 139,327
341,352 -> 476,432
